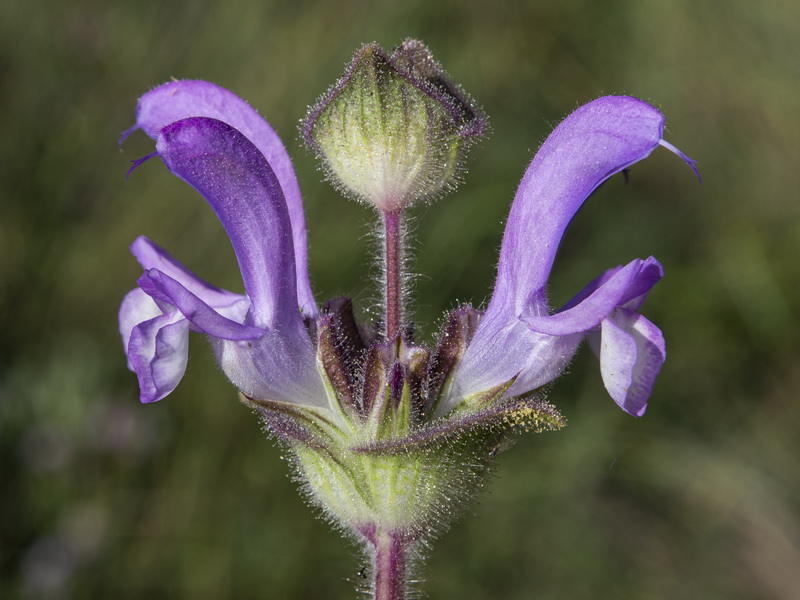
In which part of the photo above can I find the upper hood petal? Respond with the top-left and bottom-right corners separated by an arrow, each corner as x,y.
125,80 -> 316,316
486,96 -> 666,320
155,117 -> 301,331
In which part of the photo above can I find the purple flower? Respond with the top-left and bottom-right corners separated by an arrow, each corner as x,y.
119,81 -> 695,422
441,97 -> 698,417
119,81 -> 324,406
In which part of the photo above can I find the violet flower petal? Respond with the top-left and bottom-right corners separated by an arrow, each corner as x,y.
119,236 -> 254,399
522,259 -> 644,335
130,236 -> 239,304
127,311 -> 190,403
435,311 -> 582,416
126,80 -> 316,316
119,287 -> 161,370
526,256 -> 665,417
560,256 -> 664,314
120,262 -> 258,403
599,308 -> 665,417
155,117 -> 300,331
523,256 -> 664,336
129,235 -> 251,322
620,256 -> 664,311
127,267 -> 326,407
210,326 -> 328,408
137,268 -> 264,340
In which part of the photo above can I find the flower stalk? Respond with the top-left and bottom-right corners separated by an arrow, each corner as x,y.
383,209 -> 404,341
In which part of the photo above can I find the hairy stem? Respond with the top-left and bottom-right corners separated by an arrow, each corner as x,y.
368,528 -> 409,600
383,209 -> 403,341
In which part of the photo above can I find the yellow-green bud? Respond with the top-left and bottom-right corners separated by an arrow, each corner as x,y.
302,40 -> 487,211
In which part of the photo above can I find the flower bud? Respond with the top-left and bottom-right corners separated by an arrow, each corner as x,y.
302,40 -> 487,211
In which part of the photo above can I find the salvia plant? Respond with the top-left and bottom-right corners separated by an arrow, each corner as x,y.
119,39 -> 698,600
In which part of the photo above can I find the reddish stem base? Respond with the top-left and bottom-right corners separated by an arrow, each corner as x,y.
362,526 -> 410,600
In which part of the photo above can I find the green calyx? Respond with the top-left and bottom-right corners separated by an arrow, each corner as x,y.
241,302 -> 564,540
302,40 -> 487,211
294,433 -> 495,537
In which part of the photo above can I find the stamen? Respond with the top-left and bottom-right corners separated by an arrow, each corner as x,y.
659,139 -> 701,182
126,152 -> 158,180
118,123 -> 139,148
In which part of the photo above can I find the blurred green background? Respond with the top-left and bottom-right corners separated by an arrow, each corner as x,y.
2,0 -> 799,598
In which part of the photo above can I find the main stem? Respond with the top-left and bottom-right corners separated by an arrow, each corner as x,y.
370,529 -> 409,600
383,209 -> 403,341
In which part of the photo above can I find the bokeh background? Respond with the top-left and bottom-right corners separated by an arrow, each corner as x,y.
2,0 -> 799,598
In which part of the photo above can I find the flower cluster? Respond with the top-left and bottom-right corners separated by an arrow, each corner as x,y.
119,40 -> 696,600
